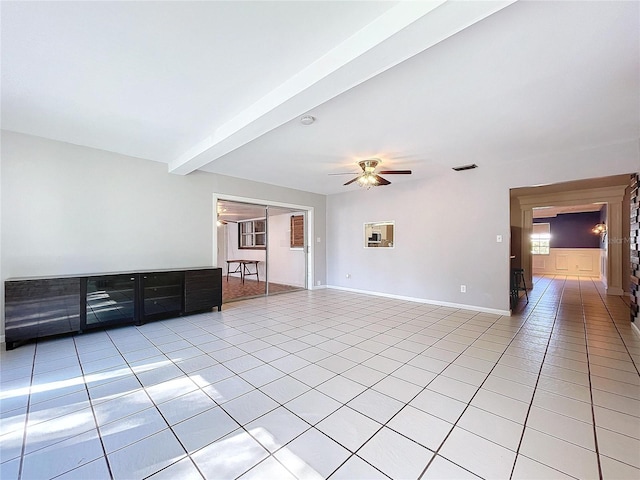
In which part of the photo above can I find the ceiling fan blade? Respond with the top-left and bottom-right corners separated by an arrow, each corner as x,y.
378,170 -> 412,175
329,172 -> 359,176
343,176 -> 361,186
374,175 -> 391,186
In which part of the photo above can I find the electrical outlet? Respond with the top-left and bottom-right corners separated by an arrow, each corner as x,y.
460,285 -> 467,293
496,235 -> 503,243
316,280 -> 321,286
346,274 -> 351,279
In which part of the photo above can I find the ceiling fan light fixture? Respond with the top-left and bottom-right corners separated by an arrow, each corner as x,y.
339,156 -> 410,188
359,158 -> 380,172
357,172 -> 379,189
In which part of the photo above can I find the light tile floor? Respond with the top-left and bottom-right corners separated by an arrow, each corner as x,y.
1,275 -> 639,479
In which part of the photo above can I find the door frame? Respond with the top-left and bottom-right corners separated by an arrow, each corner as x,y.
513,185 -> 627,295
212,194 -> 315,290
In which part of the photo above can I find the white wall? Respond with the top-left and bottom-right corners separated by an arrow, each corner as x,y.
267,212 -> 306,287
327,170 -> 510,314
1,131 -> 327,340
327,139 -> 639,314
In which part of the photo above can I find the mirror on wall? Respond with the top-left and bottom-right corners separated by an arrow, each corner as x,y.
364,221 -> 395,248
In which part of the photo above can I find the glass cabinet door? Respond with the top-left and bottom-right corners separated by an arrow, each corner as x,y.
85,275 -> 137,328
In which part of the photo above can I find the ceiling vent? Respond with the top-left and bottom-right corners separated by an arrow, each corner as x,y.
452,163 -> 478,172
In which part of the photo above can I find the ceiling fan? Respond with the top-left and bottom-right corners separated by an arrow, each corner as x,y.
331,158 -> 412,188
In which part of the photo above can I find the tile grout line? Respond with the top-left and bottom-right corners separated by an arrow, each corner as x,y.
412,315 -> 511,478
177,347 -> 306,479
591,278 -> 640,377
199,305 -> 495,478
234,308 -> 436,479
285,306 -> 461,477
231,299 -> 429,478
146,314 -> 333,480
323,308 -> 502,479
101,327 -> 195,480
55,300 -> 492,476
15,344 -> 37,480
581,278 -> 604,480
117,317 -> 287,478
21,336 -> 121,479
281,287 -> 568,478
412,279 -> 559,478
111,319 -> 242,479
506,275 -> 565,480
74,332 -> 117,480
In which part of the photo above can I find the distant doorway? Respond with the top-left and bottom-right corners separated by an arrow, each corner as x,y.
510,175 -> 630,307
215,197 -> 310,303
531,205 -> 605,279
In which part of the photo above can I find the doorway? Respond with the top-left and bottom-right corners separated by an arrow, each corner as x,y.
215,197 -> 310,303
510,175 -> 631,309
531,204 -> 606,279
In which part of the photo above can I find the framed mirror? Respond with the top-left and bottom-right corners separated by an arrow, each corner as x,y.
364,221 -> 394,248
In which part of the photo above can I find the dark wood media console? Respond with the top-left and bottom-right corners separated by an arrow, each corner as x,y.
5,267 -> 222,350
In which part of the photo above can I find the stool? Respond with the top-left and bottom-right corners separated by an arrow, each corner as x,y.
510,268 -> 529,308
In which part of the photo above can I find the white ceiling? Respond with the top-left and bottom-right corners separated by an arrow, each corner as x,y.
2,1 -> 638,195
217,199 -> 300,223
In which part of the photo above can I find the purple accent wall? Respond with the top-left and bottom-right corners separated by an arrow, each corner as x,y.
534,211 -> 601,248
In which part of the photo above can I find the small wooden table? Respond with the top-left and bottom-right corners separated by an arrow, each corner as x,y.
226,260 -> 260,284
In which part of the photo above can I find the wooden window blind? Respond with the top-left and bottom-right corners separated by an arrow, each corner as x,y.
290,215 -> 304,248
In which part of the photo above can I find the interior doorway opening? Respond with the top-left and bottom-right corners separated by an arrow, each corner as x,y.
510,174 -> 631,313
215,197 -> 311,303
531,204 -> 606,280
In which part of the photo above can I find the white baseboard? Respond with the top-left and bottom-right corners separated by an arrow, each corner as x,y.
310,284 -> 327,290
632,321 -> 640,338
326,285 -> 510,316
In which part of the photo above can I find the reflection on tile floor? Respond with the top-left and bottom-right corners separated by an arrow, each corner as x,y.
1,275 -> 639,479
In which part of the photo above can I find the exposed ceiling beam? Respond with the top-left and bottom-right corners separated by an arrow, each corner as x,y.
169,0 -> 516,175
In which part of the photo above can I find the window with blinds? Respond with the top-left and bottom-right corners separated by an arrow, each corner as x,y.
290,215 -> 304,249
531,222 -> 551,255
